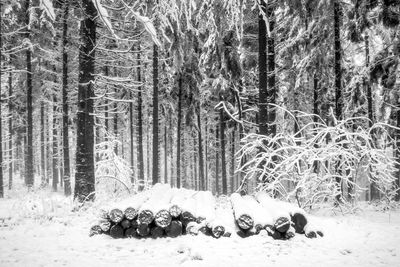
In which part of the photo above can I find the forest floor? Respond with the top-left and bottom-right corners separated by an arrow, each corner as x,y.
0,182 -> 399,267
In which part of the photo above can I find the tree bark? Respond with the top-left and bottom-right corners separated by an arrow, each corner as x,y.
164,113 -> 168,184
40,101 -> 46,185
52,94 -> 59,192
230,127 -> 236,193
152,43 -> 159,185
215,127 -> 220,194
267,3 -> 276,137
62,1 -> 71,196
334,0 -> 343,203
197,104 -> 205,190
130,90 -> 135,183
220,108 -> 227,195
8,62 -> 13,190
0,20 -> 3,196
176,76 -> 183,188
74,0 -> 97,202
258,0 -> 268,136
25,0 -> 34,188
137,48 -> 144,191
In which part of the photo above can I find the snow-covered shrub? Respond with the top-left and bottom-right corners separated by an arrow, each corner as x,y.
95,140 -> 135,200
237,108 -> 398,209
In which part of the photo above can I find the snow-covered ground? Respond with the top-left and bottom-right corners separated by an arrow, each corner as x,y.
0,189 -> 399,267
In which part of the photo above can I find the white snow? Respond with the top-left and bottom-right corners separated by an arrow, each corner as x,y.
0,190 -> 399,267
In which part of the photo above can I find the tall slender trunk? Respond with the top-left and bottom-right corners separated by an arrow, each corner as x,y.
114,86 -> 118,155
130,90 -> 135,183
205,118 -> 208,190
62,2 -> 71,196
267,3 -> 276,137
164,113 -> 168,184
0,32 -> 3,197
396,109 -> 400,201
152,43 -> 159,185
137,48 -> 144,191
365,33 -> 378,201
230,127 -> 236,193
334,0 -> 343,202
197,104 -> 204,190
169,114 -> 174,187
8,63 -> 13,190
40,101 -> 46,185
52,95 -> 59,192
215,127 -> 220,194
25,0 -> 34,188
74,0 -> 97,202
258,0 -> 268,136
220,109 -> 227,195
193,135 -> 197,190
176,76 -> 183,188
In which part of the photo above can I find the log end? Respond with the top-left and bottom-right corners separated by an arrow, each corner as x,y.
137,223 -> 151,237
151,226 -> 165,239
155,210 -> 172,228
138,210 -> 154,225
89,225 -> 102,237
291,213 -> 307,234
211,226 -> 225,238
237,214 -> 254,230
274,217 -> 290,233
109,209 -> 124,223
166,220 -> 182,238
124,207 -> 138,220
110,225 -> 124,239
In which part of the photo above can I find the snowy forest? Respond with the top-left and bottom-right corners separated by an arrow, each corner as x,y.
0,0 -> 400,266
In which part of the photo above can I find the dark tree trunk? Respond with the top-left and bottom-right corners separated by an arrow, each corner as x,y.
216,126 -> 220,194
152,44 -> 159,185
267,4 -> 276,137
25,0 -> 34,188
114,87 -> 118,155
41,101 -> 46,185
74,0 -> 97,202
220,109 -> 227,195
137,48 -> 144,191
396,108 -> 400,201
230,127 -> 236,193
164,113 -> 168,184
104,66 -> 109,139
0,20 -> 3,196
197,104 -> 205,190
205,118 -> 208,190
365,33 -> 379,201
334,0 -> 343,202
130,90 -> 135,183
176,76 -> 183,188
62,2 -> 71,196
52,95 -> 59,192
258,0 -> 268,136
169,114 -> 174,187
8,62 -> 13,190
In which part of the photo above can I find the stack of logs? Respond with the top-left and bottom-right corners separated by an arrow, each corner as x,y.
90,184 -> 323,239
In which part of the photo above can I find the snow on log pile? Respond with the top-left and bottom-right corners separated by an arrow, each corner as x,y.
90,184 -> 323,240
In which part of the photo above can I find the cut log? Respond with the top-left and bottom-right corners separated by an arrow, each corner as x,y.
230,193 -> 254,230
168,188 -> 192,218
98,209 -> 109,220
255,192 -> 291,233
186,221 -> 200,236
89,225 -> 102,237
109,208 -> 124,223
151,226 -> 165,238
165,220 -> 182,238
271,200 -> 308,234
121,219 -> 131,229
154,210 -> 172,228
242,195 -> 274,234
138,210 -> 154,225
137,223 -> 150,237
180,211 -> 196,227
138,183 -> 173,225
125,227 -> 138,238
99,219 -> 111,232
211,225 -> 225,238
110,224 -> 124,239
124,207 -> 137,220
179,192 -> 197,226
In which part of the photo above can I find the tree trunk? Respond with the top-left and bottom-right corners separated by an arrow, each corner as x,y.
169,113 -> 174,187
62,1 -> 71,196
215,127 -> 220,194
40,101 -> 46,185
220,109 -> 227,195
230,127 -> 236,193
114,86 -> 118,155
197,104 -> 204,191
74,0 -> 97,202
152,44 -> 159,185
334,0 -> 343,203
396,108 -> 400,201
365,33 -> 378,201
130,90 -> 135,183
52,95 -> 59,192
267,3 -> 276,137
205,118 -> 208,191
176,76 -> 183,188
0,22 -> 3,196
25,0 -> 34,188
8,62 -> 13,190
137,47 -> 144,191
258,0 -> 268,136
164,113 -> 168,184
